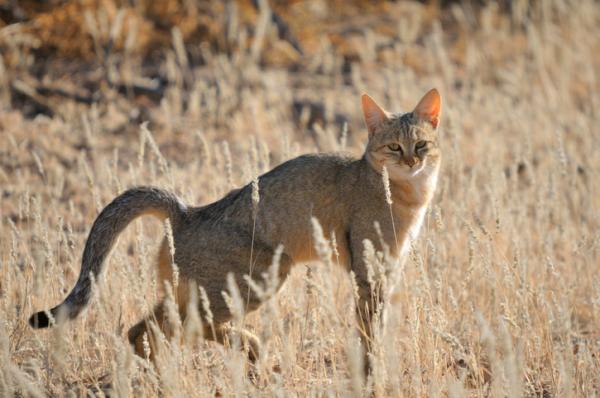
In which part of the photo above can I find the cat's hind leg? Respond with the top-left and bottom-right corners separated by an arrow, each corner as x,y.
191,244 -> 294,363
128,301 -> 170,361
128,239 -> 190,361
129,233 -> 293,364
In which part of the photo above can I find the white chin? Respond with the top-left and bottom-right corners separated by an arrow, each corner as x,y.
388,164 -> 424,179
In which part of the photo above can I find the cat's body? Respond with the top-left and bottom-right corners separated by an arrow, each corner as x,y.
29,89 -> 442,372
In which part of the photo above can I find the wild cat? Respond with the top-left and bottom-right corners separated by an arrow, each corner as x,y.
30,89 -> 442,372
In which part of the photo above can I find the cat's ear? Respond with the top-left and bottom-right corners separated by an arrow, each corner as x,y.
361,94 -> 389,137
413,88 -> 441,128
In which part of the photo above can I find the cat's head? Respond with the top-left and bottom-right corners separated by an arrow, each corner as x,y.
362,89 -> 441,181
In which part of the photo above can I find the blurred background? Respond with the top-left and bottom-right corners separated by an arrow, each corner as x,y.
1,0 -> 569,140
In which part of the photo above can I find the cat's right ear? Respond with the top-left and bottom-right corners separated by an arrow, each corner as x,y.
361,94 -> 389,137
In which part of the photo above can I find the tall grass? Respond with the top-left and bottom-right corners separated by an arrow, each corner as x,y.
1,1 -> 599,396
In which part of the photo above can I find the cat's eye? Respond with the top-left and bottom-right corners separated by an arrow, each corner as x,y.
387,143 -> 402,152
415,141 -> 427,150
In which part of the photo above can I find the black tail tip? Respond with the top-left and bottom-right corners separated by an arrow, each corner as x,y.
29,311 -> 51,328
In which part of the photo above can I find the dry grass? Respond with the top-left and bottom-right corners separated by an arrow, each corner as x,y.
1,0 -> 600,396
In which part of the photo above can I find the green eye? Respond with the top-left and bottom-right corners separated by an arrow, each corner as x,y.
387,143 -> 402,152
415,141 -> 427,150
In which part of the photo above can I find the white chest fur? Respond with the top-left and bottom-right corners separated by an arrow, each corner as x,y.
400,206 -> 426,258
396,167 -> 439,259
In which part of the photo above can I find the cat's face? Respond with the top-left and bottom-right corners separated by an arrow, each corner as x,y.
362,89 -> 441,181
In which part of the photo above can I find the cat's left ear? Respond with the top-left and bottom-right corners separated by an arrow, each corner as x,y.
413,88 -> 441,128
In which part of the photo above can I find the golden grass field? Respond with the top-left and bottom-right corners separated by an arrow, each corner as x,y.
1,0 -> 599,396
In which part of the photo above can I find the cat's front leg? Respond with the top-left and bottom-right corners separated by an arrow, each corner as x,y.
348,226 -> 392,382
354,279 -> 386,379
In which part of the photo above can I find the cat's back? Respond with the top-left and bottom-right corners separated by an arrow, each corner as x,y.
199,152 -> 374,230
220,152 -> 362,226
261,152 -> 357,187
189,152 -> 373,263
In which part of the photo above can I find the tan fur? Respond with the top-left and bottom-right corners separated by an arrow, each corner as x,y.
30,89 -> 442,376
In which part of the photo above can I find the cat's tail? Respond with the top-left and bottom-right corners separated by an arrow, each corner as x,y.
29,186 -> 187,329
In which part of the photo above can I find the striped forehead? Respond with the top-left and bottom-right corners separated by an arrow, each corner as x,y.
388,113 -> 420,140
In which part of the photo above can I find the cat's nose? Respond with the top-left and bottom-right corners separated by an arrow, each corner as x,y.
405,158 -> 417,167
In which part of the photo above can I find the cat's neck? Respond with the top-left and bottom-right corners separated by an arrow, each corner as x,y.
388,163 -> 440,209
362,153 -> 439,209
